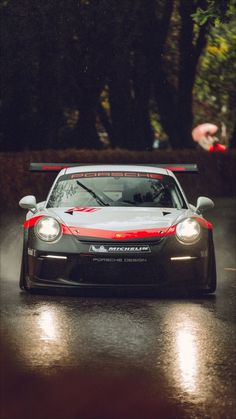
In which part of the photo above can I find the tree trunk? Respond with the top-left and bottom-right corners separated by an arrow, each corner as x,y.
36,3 -> 65,149
71,108 -> 101,149
133,51 -> 154,150
150,0 -> 209,149
108,59 -> 136,149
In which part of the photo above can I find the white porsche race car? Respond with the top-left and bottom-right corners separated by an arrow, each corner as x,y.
19,163 -> 216,294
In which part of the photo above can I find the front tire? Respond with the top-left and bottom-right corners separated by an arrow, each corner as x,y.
19,249 -> 27,290
206,246 -> 217,293
19,236 -> 30,291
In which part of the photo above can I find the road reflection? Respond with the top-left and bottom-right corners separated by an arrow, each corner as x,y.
17,298 -> 158,370
17,303 -> 70,368
163,305 -> 219,404
38,310 -> 59,342
176,324 -> 198,394
15,295 -> 225,406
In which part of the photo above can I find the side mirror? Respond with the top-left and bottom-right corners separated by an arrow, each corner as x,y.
19,195 -> 37,211
196,196 -> 214,213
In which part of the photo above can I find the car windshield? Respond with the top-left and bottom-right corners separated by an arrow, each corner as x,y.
46,171 -> 187,209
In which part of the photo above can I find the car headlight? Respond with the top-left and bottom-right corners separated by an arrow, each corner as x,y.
34,217 -> 62,242
176,218 -> 201,244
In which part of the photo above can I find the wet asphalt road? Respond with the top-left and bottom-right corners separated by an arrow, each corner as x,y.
0,198 -> 236,419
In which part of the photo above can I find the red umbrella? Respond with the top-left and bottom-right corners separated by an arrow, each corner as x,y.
192,123 -> 218,142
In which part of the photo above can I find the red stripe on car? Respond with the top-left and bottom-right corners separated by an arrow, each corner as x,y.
66,207 -> 99,213
62,225 -> 176,240
192,217 -> 213,229
166,167 -> 186,171
23,215 -> 177,238
42,165 -> 67,171
23,216 -> 43,228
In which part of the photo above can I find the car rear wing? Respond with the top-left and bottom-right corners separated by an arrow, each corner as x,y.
29,163 -> 79,172
29,163 -> 198,173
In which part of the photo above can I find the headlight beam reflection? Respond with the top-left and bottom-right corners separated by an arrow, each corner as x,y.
177,328 -> 198,394
38,310 -> 58,342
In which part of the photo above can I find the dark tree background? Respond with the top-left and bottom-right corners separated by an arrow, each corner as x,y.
1,0 -> 235,151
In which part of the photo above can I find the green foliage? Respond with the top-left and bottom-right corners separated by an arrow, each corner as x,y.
192,0 -> 231,25
193,4 -> 236,143
0,0 -> 235,150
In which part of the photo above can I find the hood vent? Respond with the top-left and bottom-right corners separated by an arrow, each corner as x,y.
162,211 -> 171,216
65,210 -> 74,215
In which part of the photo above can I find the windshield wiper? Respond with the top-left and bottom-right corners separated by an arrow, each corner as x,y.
76,181 -> 110,206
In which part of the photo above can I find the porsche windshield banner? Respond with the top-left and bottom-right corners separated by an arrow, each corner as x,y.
70,172 -> 163,179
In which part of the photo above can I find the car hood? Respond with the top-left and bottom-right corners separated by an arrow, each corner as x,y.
45,207 -> 191,232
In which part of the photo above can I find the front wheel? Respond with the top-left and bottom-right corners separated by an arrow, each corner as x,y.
19,242 -> 30,291
206,247 -> 217,293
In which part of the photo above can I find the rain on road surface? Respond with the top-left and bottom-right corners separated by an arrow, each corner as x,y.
1,198 -> 236,419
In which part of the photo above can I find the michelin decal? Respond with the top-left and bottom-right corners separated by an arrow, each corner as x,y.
89,245 -> 151,253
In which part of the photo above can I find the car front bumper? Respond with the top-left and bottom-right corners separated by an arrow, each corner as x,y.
25,231 -> 212,292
